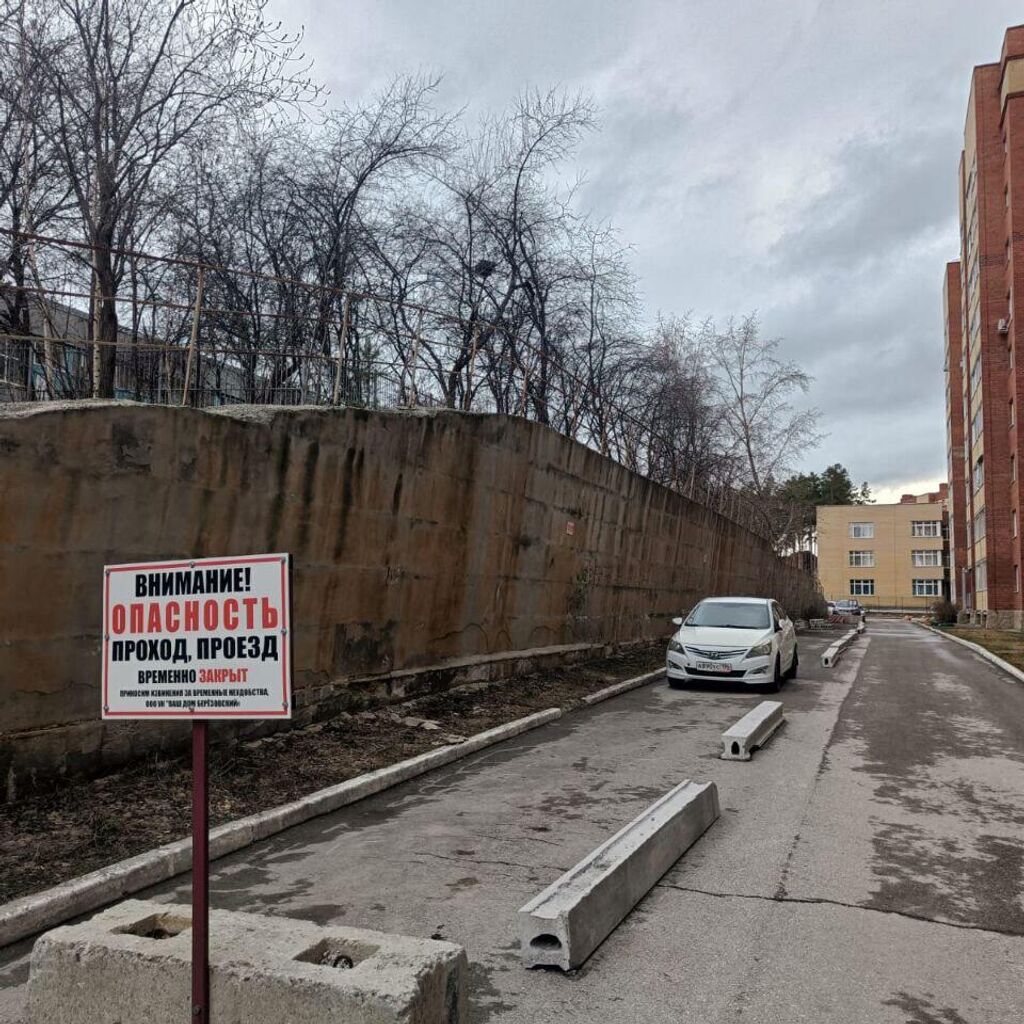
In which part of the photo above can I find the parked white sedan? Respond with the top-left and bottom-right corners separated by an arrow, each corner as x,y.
666,596 -> 798,692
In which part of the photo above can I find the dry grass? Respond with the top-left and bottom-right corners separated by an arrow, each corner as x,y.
945,627 -> 1024,672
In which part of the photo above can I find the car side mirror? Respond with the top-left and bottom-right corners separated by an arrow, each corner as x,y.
671,616 -> 683,626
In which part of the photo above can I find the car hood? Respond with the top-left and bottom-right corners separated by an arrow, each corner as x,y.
674,626 -> 773,649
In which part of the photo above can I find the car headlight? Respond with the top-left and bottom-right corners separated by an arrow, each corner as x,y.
668,639 -> 684,653
746,641 -> 773,658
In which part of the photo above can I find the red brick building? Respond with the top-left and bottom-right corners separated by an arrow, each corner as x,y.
946,26 -> 1024,626
942,264 -> 969,607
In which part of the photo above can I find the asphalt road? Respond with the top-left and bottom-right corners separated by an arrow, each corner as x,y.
2,619 -> 1024,1022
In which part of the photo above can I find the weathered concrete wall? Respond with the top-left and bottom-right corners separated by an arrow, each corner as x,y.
0,402 -> 819,794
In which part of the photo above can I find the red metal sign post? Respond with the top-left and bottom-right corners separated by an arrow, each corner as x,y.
192,720 -> 210,1023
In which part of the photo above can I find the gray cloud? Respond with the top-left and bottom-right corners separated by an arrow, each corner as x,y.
272,0 -> 1024,493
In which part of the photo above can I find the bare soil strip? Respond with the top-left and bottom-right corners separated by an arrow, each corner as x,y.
0,648 -> 662,906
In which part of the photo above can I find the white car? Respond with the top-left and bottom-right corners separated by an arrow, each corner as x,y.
666,596 -> 798,692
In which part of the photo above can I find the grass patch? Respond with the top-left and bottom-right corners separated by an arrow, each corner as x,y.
945,627 -> 1024,672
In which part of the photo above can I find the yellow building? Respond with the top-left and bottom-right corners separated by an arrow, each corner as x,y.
817,494 -> 950,611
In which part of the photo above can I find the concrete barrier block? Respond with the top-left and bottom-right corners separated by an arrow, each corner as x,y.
27,899 -> 467,1024
720,700 -> 784,761
518,779 -> 719,970
821,628 -> 859,668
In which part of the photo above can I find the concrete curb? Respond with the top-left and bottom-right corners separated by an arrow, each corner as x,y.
0,707 -> 563,950
821,628 -> 860,668
915,621 -> 1024,685
580,668 -> 664,706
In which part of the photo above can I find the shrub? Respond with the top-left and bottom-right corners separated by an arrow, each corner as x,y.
801,598 -> 828,620
931,598 -> 959,625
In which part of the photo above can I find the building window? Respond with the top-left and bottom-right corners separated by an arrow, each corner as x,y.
977,559 -> 988,592
850,579 -> 875,596
974,510 -> 986,540
1017,565 -> 1021,594
912,550 -> 941,567
1014,509 -> 1018,538
849,522 -> 874,539
1012,399 -> 1016,428
849,550 -> 875,567
972,407 -> 983,442
911,521 -> 941,538
973,456 -> 984,492
912,579 -> 941,597
970,355 -> 982,394
1014,455 -> 1018,482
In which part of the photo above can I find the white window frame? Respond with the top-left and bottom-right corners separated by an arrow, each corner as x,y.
849,522 -> 875,539
911,521 -> 941,538
911,550 -> 941,567
912,579 -> 941,597
850,579 -> 875,596
848,550 -> 875,567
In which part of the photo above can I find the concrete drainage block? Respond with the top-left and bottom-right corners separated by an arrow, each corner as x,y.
27,899 -> 467,1024
518,779 -> 720,971
720,700 -> 783,761
821,628 -> 859,668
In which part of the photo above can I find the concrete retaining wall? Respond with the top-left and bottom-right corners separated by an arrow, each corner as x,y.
0,401 -> 820,794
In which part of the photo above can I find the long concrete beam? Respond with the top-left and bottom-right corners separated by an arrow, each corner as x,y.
821,627 -> 860,668
518,779 -> 720,970
720,700 -> 783,760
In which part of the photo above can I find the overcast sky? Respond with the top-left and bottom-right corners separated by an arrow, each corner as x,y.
272,0 -> 1024,501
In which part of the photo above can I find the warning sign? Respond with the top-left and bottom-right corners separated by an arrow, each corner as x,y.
102,553 -> 292,720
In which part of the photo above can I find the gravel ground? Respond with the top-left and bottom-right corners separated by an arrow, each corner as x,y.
0,646 -> 662,905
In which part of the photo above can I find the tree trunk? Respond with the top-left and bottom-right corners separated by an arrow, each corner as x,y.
91,236 -> 119,399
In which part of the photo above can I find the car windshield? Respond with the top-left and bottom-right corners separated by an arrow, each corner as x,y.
685,601 -> 770,629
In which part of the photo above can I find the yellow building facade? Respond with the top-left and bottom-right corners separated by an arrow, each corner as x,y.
817,500 -> 949,611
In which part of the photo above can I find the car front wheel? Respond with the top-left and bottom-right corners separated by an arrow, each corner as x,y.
786,646 -> 799,680
766,655 -> 783,693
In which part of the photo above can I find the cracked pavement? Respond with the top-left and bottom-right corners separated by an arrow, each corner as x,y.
2,619 -> 1023,1022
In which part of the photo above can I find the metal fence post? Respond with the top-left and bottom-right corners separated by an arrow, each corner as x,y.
180,267 -> 204,407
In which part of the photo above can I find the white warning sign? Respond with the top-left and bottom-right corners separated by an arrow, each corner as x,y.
102,553 -> 292,720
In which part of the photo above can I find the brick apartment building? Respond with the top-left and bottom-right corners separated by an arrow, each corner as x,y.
944,262 -> 969,605
944,25 -> 1024,627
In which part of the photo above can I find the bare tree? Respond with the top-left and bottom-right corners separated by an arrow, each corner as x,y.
12,0 -> 320,397
0,0 -> 75,395
706,314 -> 822,540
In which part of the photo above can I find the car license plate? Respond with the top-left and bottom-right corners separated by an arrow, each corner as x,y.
695,660 -> 731,673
